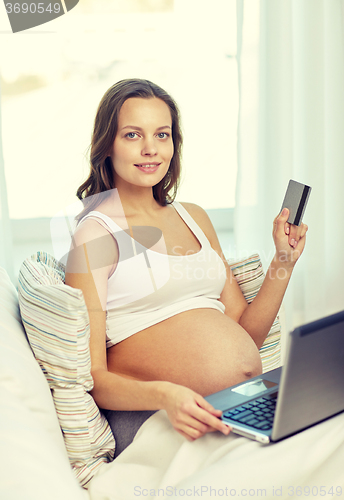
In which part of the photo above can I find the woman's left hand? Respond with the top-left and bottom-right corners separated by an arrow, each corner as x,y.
273,208 -> 308,267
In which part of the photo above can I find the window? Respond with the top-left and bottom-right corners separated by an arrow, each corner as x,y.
0,0 -> 238,274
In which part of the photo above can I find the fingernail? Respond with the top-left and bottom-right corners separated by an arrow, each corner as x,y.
290,238 -> 295,246
282,208 -> 288,216
285,227 -> 290,235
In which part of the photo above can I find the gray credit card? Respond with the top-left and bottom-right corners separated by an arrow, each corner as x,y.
281,180 -> 311,226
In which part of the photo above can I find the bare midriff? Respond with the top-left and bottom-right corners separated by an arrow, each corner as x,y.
106,308 -> 262,397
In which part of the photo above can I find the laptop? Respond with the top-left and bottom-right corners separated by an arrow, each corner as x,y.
205,310 -> 344,444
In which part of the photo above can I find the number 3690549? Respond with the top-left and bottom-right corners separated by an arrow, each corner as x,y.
5,3 -> 61,14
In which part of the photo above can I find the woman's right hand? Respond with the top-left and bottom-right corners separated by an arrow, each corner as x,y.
161,382 -> 231,441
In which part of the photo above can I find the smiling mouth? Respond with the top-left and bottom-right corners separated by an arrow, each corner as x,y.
134,163 -> 161,168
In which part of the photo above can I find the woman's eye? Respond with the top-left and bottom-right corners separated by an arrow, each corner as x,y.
157,132 -> 169,139
125,132 -> 138,139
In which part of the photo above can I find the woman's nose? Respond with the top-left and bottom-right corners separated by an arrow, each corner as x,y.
141,138 -> 157,156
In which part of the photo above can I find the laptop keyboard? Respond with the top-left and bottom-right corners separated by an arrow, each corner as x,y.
222,395 -> 278,431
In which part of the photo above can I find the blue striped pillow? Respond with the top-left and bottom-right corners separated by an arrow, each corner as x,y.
18,252 -> 116,488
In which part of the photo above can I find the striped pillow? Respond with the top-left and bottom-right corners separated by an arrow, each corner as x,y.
18,252 -> 116,488
229,254 -> 282,372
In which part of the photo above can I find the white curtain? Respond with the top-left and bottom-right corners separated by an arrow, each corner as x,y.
235,0 -> 344,334
0,84 -> 14,283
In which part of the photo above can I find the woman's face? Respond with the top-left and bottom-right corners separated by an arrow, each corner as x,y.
110,97 -> 174,191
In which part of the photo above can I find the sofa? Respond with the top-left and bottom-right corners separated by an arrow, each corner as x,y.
0,252 -> 283,499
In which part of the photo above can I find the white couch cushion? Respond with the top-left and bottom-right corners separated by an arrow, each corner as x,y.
0,267 -> 66,452
0,267 -> 87,500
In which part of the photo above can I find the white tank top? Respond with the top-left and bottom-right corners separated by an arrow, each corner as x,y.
81,201 -> 226,348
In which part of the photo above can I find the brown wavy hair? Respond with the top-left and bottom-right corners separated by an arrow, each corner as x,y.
76,79 -> 183,222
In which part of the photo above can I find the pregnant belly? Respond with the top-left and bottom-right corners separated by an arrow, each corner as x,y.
107,309 -> 262,396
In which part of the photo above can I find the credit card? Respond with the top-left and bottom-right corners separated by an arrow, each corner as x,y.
281,180 -> 311,226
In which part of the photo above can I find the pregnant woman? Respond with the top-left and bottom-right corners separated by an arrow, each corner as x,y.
65,79 -> 308,449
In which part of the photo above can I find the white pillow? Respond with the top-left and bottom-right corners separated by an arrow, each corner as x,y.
17,252 -> 116,488
0,387 -> 88,500
0,267 -> 87,500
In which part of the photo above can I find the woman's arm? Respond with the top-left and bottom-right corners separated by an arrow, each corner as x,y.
181,204 -> 308,349
65,218 -> 230,441
234,208 -> 308,348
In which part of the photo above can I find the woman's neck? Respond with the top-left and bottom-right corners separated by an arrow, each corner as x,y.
113,185 -> 161,217
103,184 -> 164,220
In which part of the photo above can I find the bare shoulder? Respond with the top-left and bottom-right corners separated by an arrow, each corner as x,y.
67,217 -> 118,277
179,202 -> 218,244
179,201 -> 209,223
73,217 -> 111,246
